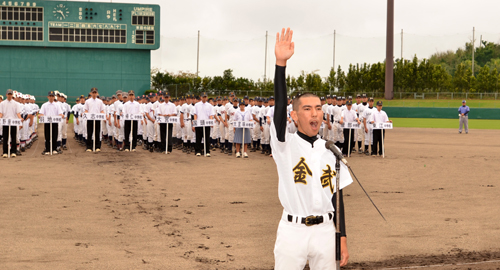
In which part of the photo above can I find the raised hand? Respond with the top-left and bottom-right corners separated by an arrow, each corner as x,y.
275,28 -> 294,67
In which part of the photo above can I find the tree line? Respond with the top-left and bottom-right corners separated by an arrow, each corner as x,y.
150,41 -> 500,97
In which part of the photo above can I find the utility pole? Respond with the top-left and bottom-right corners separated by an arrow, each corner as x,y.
196,30 -> 200,78
385,0 -> 394,100
264,31 -> 268,85
333,30 -> 336,69
401,29 -> 403,61
472,27 -> 475,76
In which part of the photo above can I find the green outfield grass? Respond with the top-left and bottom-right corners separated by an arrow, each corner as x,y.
392,118 -> 500,129
382,99 -> 500,108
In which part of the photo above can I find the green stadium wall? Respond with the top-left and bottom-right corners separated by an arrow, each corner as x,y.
384,107 -> 500,120
0,46 -> 151,103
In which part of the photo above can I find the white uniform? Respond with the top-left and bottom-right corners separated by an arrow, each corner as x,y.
251,105 -> 262,143
356,103 -> 368,147
362,106 -> 375,146
226,105 -> 237,143
259,105 -> 270,145
328,105 -> 344,143
114,100 -> 125,142
270,120 -> 353,270
217,104 -> 227,144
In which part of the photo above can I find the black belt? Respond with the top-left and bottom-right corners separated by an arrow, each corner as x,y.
287,213 -> 333,226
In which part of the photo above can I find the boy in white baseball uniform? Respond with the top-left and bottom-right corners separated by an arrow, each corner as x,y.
272,28 -> 352,270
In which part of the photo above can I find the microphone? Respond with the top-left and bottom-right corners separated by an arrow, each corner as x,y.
325,141 -> 349,167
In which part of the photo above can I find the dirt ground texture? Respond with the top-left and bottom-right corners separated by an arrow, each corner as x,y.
1,124 -> 499,270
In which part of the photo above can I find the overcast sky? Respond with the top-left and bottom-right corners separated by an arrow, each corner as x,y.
73,0 -> 500,81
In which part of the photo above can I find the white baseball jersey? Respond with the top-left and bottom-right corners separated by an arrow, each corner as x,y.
227,105 -> 238,123
357,103 -> 368,120
270,123 -> 353,217
362,106 -> 375,124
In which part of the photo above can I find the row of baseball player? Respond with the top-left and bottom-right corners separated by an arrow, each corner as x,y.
0,89 -> 70,157
319,94 -> 392,157
69,90 -> 280,158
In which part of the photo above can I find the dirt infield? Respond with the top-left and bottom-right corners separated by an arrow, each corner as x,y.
1,125 -> 499,269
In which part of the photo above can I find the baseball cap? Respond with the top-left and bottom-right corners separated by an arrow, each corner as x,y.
229,92 -> 235,97
342,97 -> 346,100
116,90 -> 123,95
376,101 -> 383,106
165,92 -> 171,97
346,100 -> 353,105
356,94 -> 361,98
48,91 -> 55,96
269,96 -> 275,100
111,95 -> 117,99
348,96 -> 352,100
6,89 -> 13,95
336,96 -> 341,100
368,97 -> 374,101
128,90 -> 135,95
362,93 -> 367,97
239,101 -> 245,106
244,95 -> 249,99
201,92 -> 208,97
320,97 -> 325,101
91,87 -> 98,93
462,100 -> 466,103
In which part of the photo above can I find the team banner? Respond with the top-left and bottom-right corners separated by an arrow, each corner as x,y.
38,116 -> 63,124
1,118 -> 23,126
156,116 -> 180,124
372,122 -> 393,129
233,121 -> 255,128
83,113 -> 106,121
192,119 -> 215,127
341,122 -> 360,129
123,114 -> 143,121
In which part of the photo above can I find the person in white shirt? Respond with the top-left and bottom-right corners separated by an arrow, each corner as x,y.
225,98 -> 239,156
328,96 -> 344,150
369,101 -> 392,156
217,97 -> 228,153
192,92 -> 214,157
60,94 -> 71,150
233,101 -> 253,158
157,93 -> 177,154
339,100 -> 361,156
250,97 -> 263,152
38,91 -> 64,155
123,91 -> 141,151
84,88 -> 106,152
259,98 -> 270,155
355,94 -> 368,153
362,97 -> 375,155
0,89 -> 23,158
272,28 -> 352,269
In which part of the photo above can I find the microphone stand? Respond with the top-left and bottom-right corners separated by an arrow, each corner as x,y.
335,157 -> 341,270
